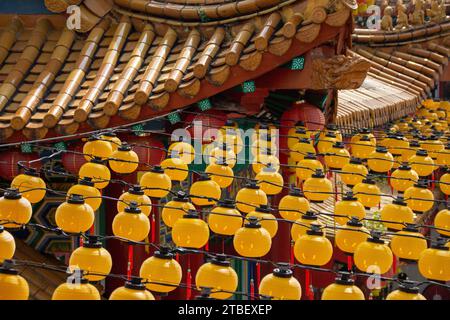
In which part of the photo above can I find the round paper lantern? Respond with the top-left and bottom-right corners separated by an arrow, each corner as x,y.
290,138 -> 315,162
436,143 -> 450,166
112,203 -> 150,242
386,282 -> 426,300
294,225 -> 333,266
255,165 -> 284,195
117,185 -> 152,217
367,146 -> 394,173
69,236 -> 112,281
296,153 -> 323,181
209,143 -> 236,168
319,124 -> 342,143
127,136 -> 166,170
317,132 -> 337,154
291,211 -> 324,241
160,155 -> 188,182
341,157 -> 368,187
109,279 -> 155,300
335,218 -> 369,254
140,166 -> 172,199
334,191 -> 365,225
161,191 -> 195,228
418,241 -> 450,281
67,178 -> 101,211
52,278 -> 100,300
0,188 -> 32,229
390,164 -> 419,192
353,176 -> 381,209
247,205 -> 278,238
351,136 -> 375,160
11,168 -> 46,204
251,133 -> 277,158
439,169 -> 450,195
233,217 -> 271,257
235,181 -> 268,214
189,174 -> 221,206
287,125 -> 309,151
380,197 -> 415,231
184,109 -> 227,142
321,273 -> 364,300
390,225 -> 427,261
251,151 -> 280,174
109,143 -> 139,174
195,255 -> 238,300
208,199 -> 242,236
0,267 -> 29,300
303,169 -> 332,203
55,194 -> 94,234
278,188 -> 310,221
422,135 -> 444,159
78,158 -> 111,190
434,208 -> 450,237
259,265 -> 301,300
409,149 -> 435,177
168,138 -> 195,164
61,143 -> 86,175
351,128 -> 376,145
404,181 -> 434,213
0,150 -> 41,181
139,248 -> 182,293
0,226 -> 15,263
324,142 -> 350,169
216,128 -> 243,155
354,234 -> 393,274
172,211 -> 209,248
83,136 -> 113,161
100,131 -> 121,152
205,161 -> 234,188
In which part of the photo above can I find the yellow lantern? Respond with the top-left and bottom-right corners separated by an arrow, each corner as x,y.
251,133 -> 276,157
161,191 -> 195,228
161,154 -> 189,182
0,266 -> 29,300
259,265 -> 301,300
322,124 -> 343,141
436,143 -> 450,166
288,123 -> 308,150
422,135 -> 444,159
386,282 -> 426,300
322,273 -> 365,300
351,136 -> 375,160
418,240 -> 450,281
390,164 -> 419,192
52,278 -> 100,300
317,132 -> 337,154
100,131 -> 121,152
354,233 -> 393,274
434,208 -> 450,237
112,203 -> 150,242
109,143 -> 139,174
208,199 -> 243,236
409,149 -> 435,177
117,185 -> 152,217
390,225 -> 427,261
291,211 -> 324,241
172,211 -> 209,248
11,168 -> 46,204
209,143 -> 236,168
278,188 -> 310,221
351,128 -> 376,145
290,138 -> 315,162
387,135 -> 410,159
324,142 -> 350,169
247,205 -> 278,238
168,138 -> 195,164
295,153 -> 323,181
367,146 -> 394,173
109,279 -> 155,300
439,169 -> 450,195
235,181 -> 268,214
0,226 -> 15,263
139,248 -> 182,293
189,174 -> 221,206
216,127 -> 243,155
303,169 -> 332,203
233,217 -> 272,257
79,158 -> 111,190
55,194 -> 94,233
294,225 -> 333,266
353,176 -> 381,209
335,218 -> 369,254
83,136 -> 113,161
404,181 -> 434,213
255,165 -> 284,195
195,255 -> 238,300
252,150 -> 280,174
205,161 -> 234,189
140,166 -> 172,199
67,178 -> 101,211
69,236 -> 112,281
334,191 -> 366,225
402,140 -> 420,163
0,188 -> 32,229
381,198 -> 414,231
341,158 -> 368,187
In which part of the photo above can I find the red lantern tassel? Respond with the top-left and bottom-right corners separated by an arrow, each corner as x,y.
186,255 -> 191,300
305,269 -> 310,300
392,254 -> 397,274
256,262 -> 261,292
347,255 -> 353,271
127,245 -> 134,280
151,210 -> 156,243
431,172 -> 435,191
290,242 -> 294,264
250,279 -> 255,300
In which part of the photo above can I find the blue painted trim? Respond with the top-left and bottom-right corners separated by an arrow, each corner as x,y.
0,1 -> 54,14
